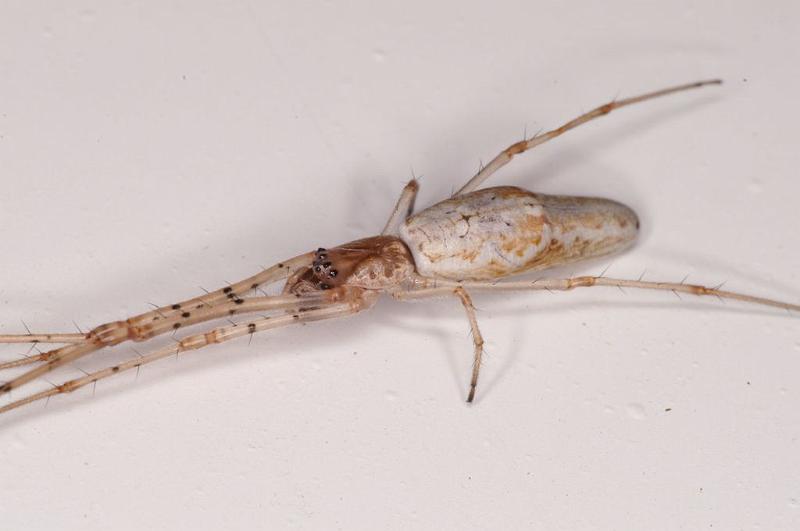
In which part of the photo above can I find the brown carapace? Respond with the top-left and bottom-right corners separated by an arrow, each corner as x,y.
286,237 -> 416,294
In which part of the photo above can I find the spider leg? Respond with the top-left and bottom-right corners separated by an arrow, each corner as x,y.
382,179 -> 420,235
0,333 -> 86,344
0,333 -> 89,370
0,355 -> 48,370
397,275 -> 800,313
0,291 -> 335,395
0,342 -> 102,395
0,287 -> 377,414
0,253 -> 314,376
122,252 -> 315,336
455,79 -> 722,196
393,273 -> 797,402
453,287 -> 485,403
391,285 -> 487,401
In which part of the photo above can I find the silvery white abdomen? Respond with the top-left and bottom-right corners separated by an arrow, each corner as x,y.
398,186 -> 639,280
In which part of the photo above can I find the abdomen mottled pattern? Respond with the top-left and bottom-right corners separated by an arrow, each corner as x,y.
399,186 -> 639,280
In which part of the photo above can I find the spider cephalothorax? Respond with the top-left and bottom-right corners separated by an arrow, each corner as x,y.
285,236 -> 416,295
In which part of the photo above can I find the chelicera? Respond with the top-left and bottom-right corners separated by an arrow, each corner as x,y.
1,79 -> 797,414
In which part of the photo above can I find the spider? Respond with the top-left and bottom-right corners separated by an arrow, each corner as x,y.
1,79 -> 796,414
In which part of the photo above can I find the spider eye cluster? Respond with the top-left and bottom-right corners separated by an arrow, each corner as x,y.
313,247 -> 339,290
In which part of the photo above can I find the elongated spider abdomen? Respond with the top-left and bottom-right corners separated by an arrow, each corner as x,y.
399,186 -> 639,280
286,236 -> 416,294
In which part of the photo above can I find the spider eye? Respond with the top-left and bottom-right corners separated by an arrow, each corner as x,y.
328,269 -> 338,278
319,283 -> 330,290
314,266 -> 321,273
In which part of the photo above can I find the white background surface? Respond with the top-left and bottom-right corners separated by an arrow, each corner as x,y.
1,1 -> 799,530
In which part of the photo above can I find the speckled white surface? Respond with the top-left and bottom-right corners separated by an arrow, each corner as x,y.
1,2 -> 799,530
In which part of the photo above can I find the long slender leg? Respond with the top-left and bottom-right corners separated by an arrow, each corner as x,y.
3,290 -> 334,369
393,274 -> 797,402
0,333 -> 86,344
453,287 -> 485,403
391,285 -> 487,401
1,353 -> 62,371
0,296 -> 370,415
455,79 -> 722,196
0,333 -> 88,370
0,252 -> 314,392
382,179 -> 420,235
0,290 -> 334,394
395,275 -> 800,312
0,343 -> 99,394
0,253 -> 314,353
123,251 -> 314,335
